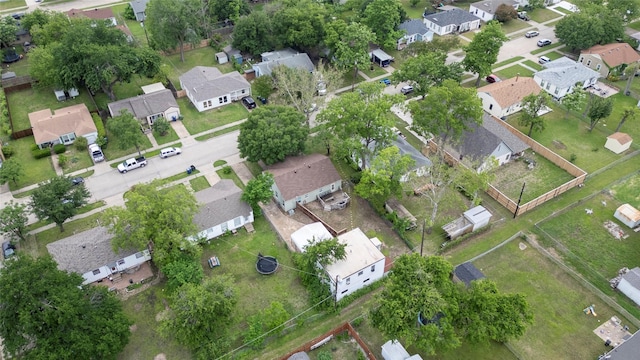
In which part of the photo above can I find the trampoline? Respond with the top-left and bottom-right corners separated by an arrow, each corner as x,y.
256,253 -> 278,275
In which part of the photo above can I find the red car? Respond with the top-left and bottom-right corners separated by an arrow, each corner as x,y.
486,74 -> 501,83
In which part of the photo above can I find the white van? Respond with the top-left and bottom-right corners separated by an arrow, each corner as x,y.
160,147 -> 182,158
400,85 -> 414,95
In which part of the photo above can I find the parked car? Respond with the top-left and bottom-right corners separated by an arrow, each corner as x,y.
380,78 -> 391,86
537,39 -> 552,47
2,241 -> 15,260
71,177 -> 84,186
88,144 -> 104,163
486,74 -> 501,83
538,56 -> 551,64
525,31 -> 539,38
518,11 -> 530,21
256,96 -> 268,104
160,147 -> 182,158
400,85 -> 414,95
242,96 -> 256,109
117,156 -> 147,173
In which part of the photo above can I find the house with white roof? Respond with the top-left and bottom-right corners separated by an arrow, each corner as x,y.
397,19 -> 434,50
179,66 -> 251,112
534,57 -> 600,99
469,0 -> 519,21
423,8 -> 481,36
252,48 -> 314,77
477,76 -> 542,118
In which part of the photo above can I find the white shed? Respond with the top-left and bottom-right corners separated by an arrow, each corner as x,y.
291,222 -> 333,252
215,51 -> 228,64
605,132 -> 633,154
381,339 -> 423,360
465,205 -> 492,231
442,205 -> 492,240
614,204 -> 640,229
617,267 -> 640,306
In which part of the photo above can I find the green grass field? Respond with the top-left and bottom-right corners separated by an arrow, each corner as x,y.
179,99 -> 248,135
610,174 -> 640,208
4,136 -> 57,190
495,64 -> 535,79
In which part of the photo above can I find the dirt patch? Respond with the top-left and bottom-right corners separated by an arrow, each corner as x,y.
129,324 -> 138,332
155,309 -> 170,322
552,140 -> 567,150
154,354 -> 167,360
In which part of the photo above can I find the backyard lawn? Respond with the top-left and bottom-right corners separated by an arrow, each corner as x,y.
179,99 -> 248,135
610,174 -> 640,208
163,47 -> 237,89
474,238 -> 638,360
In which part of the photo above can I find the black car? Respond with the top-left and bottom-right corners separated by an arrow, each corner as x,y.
2,241 -> 15,260
242,96 -> 256,109
71,177 -> 84,186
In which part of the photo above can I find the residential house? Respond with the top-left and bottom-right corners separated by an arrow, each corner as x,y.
578,43 -> 640,78
614,204 -> 640,229
453,262 -> 486,287
295,227 -> 386,301
534,57 -> 600,99
179,66 -> 251,112
46,227 -> 152,285
423,8 -> 481,36
265,154 -> 343,212
291,222 -> 333,253
393,135 -> 432,182
602,330 -> 640,360
29,104 -> 97,149
449,113 -> 530,171
397,19 -> 434,50
129,0 -> 150,21
381,340 -> 424,360
617,267 -> 640,306
191,179 -> 254,242
477,76 -> 542,118
66,8 -> 117,26
107,87 -> 180,127
605,132 -> 633,154
252,48 -> 314,77
469,0 -> 518,21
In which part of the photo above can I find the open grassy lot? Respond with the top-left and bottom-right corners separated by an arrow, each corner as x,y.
493,56 -> 524,70
4,45 -> 31,76
506,103 -> 621,173
494,64 -> 534,79
361,65 -> 388,79
7,86 -> 97,131
610,174 -> 640,208
522,60 -> 543,71
528,8 -> 563,23
0,0 -> 26,11
599,93 -> 640,141
474,238 -> 637,360
179,98 -> 248,135
4,136 -> 57,190
531,42 -> 564,55
189,176 -> 210,192
400,0 -> 426,18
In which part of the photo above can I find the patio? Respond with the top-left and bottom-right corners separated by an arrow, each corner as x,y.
587,82 -> 619,98
92,261 -> 155,292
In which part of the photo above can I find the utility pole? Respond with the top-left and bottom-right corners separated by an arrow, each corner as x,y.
514,182 -> 526,218
420,218 -> 426,256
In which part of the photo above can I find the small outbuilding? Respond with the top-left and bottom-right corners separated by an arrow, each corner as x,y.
370,49 -> 394,67
614,204 -> 640,229
215,51 -> 228,64
290,222 -> 333,252
453,262 -> 486,287
381,339 -> 423,360
605,132 -> 633,154
617,267 -> 640,306
442,205 -> 492,240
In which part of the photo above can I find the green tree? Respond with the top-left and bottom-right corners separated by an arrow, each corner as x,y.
242,172 -> 274,215
325,21 -> 376,88
208,0 -> 249,23
20,8 -> 52,33
462,21 -> 508,87
232,11 -> 275,56
316,82 -> 404,170
30,176 -> 91,232
153,117 -> 171,136
587,96 -> 613,131
519,92 -> 551,136
0,255 -> 131,359
104,179 -> 200,269
623,63 -> 639,95
355,146 -> 415,210
0,16 -> 18,48
392,51 -> 463,98
456,163 -> 496,206
161,276 -> 237,356
561,85 -> 587,119
615,107 -> 639,132
495,4 -> 517,22
238,105 -> 309,165
163,255 -> 204,293
361,0 -> 404,50
272,0 -> 326,52
606,0 -> 640,21
409,79 -> 483,146
252,73 -> 274,99
107,110 -> 147,157
555,7 -> 624,51
263,301 -> 290,332
145,0 -> 200,62
74,135 -> 88,150
29,11 -> 69,46
0,200 -> 29,242
0,157 -> 23,186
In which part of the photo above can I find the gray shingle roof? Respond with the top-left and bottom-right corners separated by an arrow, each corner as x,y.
394,135 -> 432,171
423,8 -> 480,26
454,262 -> 485,286
470,0 -> 517,15
622,267 -> 640,290
108,89 -> 178,120
535,56 -> 601,89
253,51 -> 314,77
604,330 -> 640,360
129,0 -> 149,20
456,113 -> 529,160
266,154 -> 342,201
179,66 -> 250,103
192,179 -> 252,231
399,19 -> 430,36
46,227 -> 135,275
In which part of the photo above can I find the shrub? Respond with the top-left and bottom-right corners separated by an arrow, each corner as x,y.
153,117 -> 170,136
92,114 -> 106,139
222,165 -> 232,174
123,4 -> 136,20
32,148 -> 51,159
53,144 -> 66,154
58,154 -> 68,168
1,144 -> 14,158
569,153 -> 577,163
74,136 -> 88,150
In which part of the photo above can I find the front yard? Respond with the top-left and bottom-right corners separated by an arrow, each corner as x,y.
179,98 -> 248,135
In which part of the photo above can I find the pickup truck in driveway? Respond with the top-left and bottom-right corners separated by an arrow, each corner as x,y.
118,156 -> 147,173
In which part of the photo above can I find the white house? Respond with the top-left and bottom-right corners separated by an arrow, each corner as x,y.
423,8 -> 481,36
29,104 -> 98,149
108,87 -> 180,126
180,66 -> 251,112
617,267 -> 640,306
266,154 -> 343,212
252,48 -> 314,77
291,222 -> 333,253
469,0 -> 518,21
605,132 -> 633,154
534,57 -> 600,99
397,19 -> 434,50
477,76 -> 542,118
191,179 -> 254,241
381,340 -> 423,360
614,204 -> 640,229
46,227 -> 152,285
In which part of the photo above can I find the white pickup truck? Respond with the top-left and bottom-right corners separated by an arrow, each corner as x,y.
117,156 -> 147,173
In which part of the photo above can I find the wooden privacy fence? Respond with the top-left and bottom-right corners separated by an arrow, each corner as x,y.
279,322 -> 376,360
427,115 -> 587,217
297,203 -> 346,237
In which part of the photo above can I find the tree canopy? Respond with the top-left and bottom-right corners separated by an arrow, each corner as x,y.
0,16 -> 18,48
361,0 -> 405,50
325,21 -> 376,84
145,0 -> 201,62
271,0 -> 327,52
587,95 -> 613,131
392,51 -> 463,98
462,21 -> 508,86
232,11 -> 275,56
554,6 -> 624,51
30,175 -> 91,232
0,255 -> 131,359
238,105 -> 309,165
242,172 -> 274,215
0,157 -> 23,186
106,110 -> 147,156
519,92 -> 551,136
0,200 -> 29,242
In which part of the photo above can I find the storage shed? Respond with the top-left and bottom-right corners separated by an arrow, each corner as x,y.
381,339 -> 423,360
290,222 -> 333,253
605,132 -> 633,154
370,49 -> 394,67
617,267 -> 640,306
453,262 -> 485,287
442,205 -> 492,240
614,204 -> 640,229
215,51 -> 228,64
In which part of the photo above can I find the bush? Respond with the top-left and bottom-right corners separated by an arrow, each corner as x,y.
92,114 -> 106,139
569,153 -> 577,163
74,136 -> 88,150
58,154 -> 68,168
222,165 -> 232,174
123,4 -> 136,20
32,148 -> 51,159
1,144 -> 14,158
53,144 -> 66,154
153,117 -> 170,136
